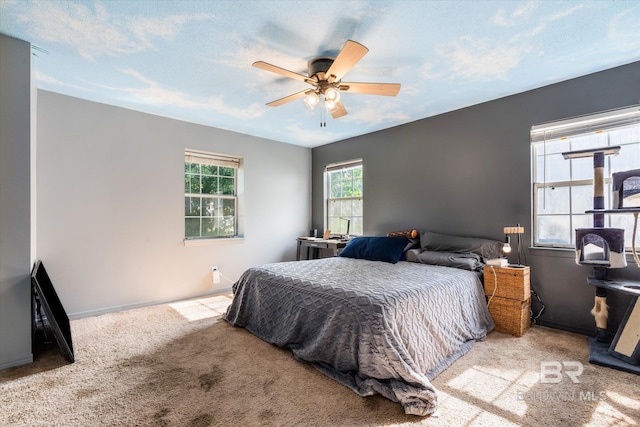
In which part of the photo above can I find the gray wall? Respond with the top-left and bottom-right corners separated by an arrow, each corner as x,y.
0,34 -> 33,369
312,60 -> 640,335
37,90 -> 310,318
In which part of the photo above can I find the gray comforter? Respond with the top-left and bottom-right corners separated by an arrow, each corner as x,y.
224,257 -> 494,416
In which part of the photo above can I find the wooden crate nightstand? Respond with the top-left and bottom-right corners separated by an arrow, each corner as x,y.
484,266 -> 531,337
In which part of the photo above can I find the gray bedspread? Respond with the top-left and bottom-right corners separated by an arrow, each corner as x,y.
224,257 -> 494,416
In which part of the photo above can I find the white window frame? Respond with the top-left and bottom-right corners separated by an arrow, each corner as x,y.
531,105 -> 640,250
184,149 -> 241,240
325,159 -> 363,237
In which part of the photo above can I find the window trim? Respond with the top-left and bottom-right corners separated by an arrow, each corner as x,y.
531,105 -> 640,143
184,149 -> 241,241
324,159 -> 363,236
184,150 -> 240,168
531,105 -> 640,251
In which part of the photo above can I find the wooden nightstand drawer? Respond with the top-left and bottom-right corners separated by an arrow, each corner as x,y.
484,266 -> 530,301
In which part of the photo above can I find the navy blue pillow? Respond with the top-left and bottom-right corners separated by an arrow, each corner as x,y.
339,236 -> 410,264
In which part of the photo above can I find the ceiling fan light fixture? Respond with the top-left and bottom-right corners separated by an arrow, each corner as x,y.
325,99 -> 338,113
324,86 -> 341,103
303,92 -> 320,110
254,40 -> 400,121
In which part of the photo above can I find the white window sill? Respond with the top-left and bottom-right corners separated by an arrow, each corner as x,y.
530,245 -> 640,261
529,246 -> 575,258
183,237 -> 245,247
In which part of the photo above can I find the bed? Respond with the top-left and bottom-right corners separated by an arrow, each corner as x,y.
224,233 -> 499,416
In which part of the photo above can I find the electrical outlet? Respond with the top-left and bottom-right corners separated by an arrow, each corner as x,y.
212,266 -> 220,284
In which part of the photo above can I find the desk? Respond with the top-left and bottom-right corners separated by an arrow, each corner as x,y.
296,237 -> 349,261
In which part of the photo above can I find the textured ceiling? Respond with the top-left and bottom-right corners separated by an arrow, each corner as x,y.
1,1 -> 639,147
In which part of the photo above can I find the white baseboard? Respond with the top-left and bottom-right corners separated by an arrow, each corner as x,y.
0,355 -> 34,371
68,287 -> 233,321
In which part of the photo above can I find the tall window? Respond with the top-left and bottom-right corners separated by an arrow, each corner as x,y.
531,106 -> 640,249
184,150 -> 240,239
326,159 -> 363,236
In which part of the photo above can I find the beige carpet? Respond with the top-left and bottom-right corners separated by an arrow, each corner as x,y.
1,294 -> 639,427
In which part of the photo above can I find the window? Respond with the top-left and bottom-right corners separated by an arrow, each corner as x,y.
184,150 -> 240,239
326,159 -> 363,236
531,105 -> 640,249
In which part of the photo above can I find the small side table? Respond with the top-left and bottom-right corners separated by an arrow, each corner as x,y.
484,266 -> 531,337
296,237 -> 348,260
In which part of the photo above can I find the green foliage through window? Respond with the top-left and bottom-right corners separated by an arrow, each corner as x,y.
326,161 -> 363,236
184,154 -> 238,239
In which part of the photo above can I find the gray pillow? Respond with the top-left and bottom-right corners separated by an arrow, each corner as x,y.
415,250 -> 483,271
405,248 -> 421,262
420,231 -> 504,261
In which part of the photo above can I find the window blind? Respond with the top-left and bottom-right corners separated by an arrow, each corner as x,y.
531,105 -> 640,143
185,149 -> 240,168
325,159 -> 363,172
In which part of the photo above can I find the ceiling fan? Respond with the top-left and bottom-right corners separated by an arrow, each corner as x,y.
253,40 -> 400,119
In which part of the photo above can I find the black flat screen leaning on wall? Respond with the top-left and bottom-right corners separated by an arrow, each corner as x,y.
31,260 -> 74,363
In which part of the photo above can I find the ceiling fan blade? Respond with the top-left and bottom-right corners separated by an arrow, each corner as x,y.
265,89 -> 311,107
330,101 -> 348,119
326,40 -> 369,82
253,61 -> 316,85
339,82 -> 401,96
